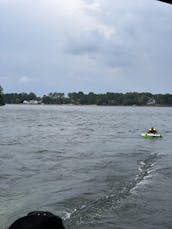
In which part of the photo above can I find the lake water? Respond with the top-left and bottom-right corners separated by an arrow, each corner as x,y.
0,105 -> 172,229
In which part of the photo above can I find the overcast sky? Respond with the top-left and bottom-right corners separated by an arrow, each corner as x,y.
0,0 -> 172,95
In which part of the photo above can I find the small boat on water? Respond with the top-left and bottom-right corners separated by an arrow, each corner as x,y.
141,127 -> 162,138
141,133 -> 162,138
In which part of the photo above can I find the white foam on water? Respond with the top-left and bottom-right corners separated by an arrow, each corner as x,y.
130,167 -> 155,194
63,208 -> 77,220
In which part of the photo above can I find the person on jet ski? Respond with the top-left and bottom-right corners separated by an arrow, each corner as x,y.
148,127 -> 158,134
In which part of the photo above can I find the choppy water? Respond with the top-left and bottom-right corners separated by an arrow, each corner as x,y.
0,105 -> 172,229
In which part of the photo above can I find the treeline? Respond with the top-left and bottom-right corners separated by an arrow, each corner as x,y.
3,91 -> 172,106
0,85 -> 5,106
4,92 -> 41,104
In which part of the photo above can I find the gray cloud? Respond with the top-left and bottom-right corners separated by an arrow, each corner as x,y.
66,30 -> 103,55
0,0 -> 172,95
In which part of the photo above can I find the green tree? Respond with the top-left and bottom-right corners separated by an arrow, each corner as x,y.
68,92 -> 86,104
0,85 -> 5,105
28,92 -> 37,100
4,92 -> 39,104
154,94 -> 172,106
87,92 -> 96,104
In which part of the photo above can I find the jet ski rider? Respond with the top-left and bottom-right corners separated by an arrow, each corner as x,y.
148,127 -> 158,134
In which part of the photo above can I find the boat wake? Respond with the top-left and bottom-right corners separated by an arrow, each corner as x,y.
63,153 -> 158,226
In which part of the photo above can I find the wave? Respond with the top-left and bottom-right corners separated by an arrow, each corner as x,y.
63,153 -> 158,226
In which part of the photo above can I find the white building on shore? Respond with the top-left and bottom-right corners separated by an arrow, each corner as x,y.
23,100 -> 42,104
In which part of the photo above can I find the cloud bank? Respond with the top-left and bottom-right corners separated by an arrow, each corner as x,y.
0,0 -> 172,95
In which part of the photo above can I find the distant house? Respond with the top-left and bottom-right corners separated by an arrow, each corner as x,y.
23,100 -> 42,104
147,98 -> 156,105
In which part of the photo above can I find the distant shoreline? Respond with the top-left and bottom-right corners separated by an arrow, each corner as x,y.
3,92 -> 172,107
